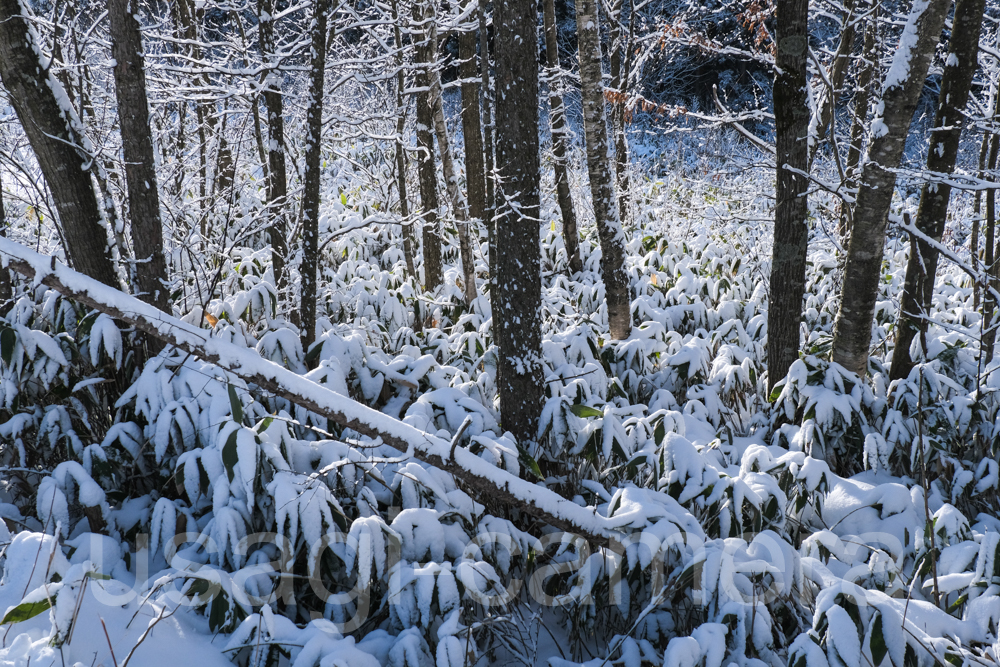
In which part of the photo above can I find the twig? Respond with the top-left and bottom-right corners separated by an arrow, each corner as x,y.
100,617 -> 119,667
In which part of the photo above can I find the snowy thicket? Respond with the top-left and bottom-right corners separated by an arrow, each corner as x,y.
1,140 -> 999,667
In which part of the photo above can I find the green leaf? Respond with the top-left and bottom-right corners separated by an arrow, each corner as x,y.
2,597 -> 53,624
256,416 -> 274,433
869,612 -> 887,666
222,430 -> 239,483
227,384 -> 243,425
0,327 -> 15,366
518,448 -> 544,481
570,404 -> 603,419
304,342 -> 323,367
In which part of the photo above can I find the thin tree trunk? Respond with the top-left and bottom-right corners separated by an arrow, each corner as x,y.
459,0 -> 486,223
889,0 -> 984,380
608,0 -> 633,226
479,1 -> 496,290
109,0 -> 170,318
0,0 -> 117,287
543,0 -> 582,274
982,134 -> 1000,364
0,180 -> 11,313
841,6 -> 878,236
972,131 -> 990,310
768,0 -> 810,395
494,0 -> 544,446
830,0 -> 949,378
391,0 -> 417,283
300,0 -> 333,352
576,0 -> 632,340
810,0 -> 857,163
424,1 -> 477,305
413,1 -> 444,292
258,0 -> 289,292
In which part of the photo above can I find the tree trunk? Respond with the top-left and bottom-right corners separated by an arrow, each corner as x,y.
576,0 -> 632,340
109,0 -> 170,318
391,0 -> 418,284
300,0 -> 332,352
608,0 -> 634,226
459,0 -> 486,224
767,0 -> 810,394
258,0 -> 289,293
0,0 -> 117,288
889,0 -> 984,380
413,1 -> 444,292
479,1 -> 497,290
0,180 -> 11,313
841,6 -> 878,236
972,132 -> 990,311
830,0 -> 949,378
810,0 -> 857,162
981,134 -> 1000,365
425,1 -> 477,305
543,0 -> 583,274
494,0 -> 544,446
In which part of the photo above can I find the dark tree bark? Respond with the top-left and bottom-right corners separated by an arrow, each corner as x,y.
576,0 -> 632,340
459,0 -> 486,224
768,0 -> 810,394
0,0 -> 117,287
543,0 -> 583,274
830,0 -> 949,378
479,1 -> 497,289
889,0 -> 984,380
494,0 -> 544,446
413,1 -> 444,292
258,0 -> 289,292
109,0 -> 170,317
391,0 -> 417,283
300,0 -> 332,352
981,132 -> 1000,365
424,0 -> 477,304
608,0 -> 634,226
0,179 -> 11,313
810,0 -> 856,161
841,5 -> 878,235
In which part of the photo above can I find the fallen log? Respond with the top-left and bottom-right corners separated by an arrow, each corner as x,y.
0,239 -> 615,543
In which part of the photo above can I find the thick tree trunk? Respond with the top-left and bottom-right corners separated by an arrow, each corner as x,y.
391,0 -> 417,283
575,0 -> 632,340
889,0 -> 984,380
300,0 -> 332,352
459,0 -> 486,224
109,0 -> 169,317
830,0 -> 949,378
767,0 -> 810,394
543,0 -> 583,274
413,2 -> 444,292
258,0 -> 289,292
0,0 -> 117,288
425,1 -> 477,305
494,0 -> 545,446
479,1 -> 497,289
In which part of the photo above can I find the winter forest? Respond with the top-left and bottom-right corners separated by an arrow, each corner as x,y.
3,0 -> 1000,664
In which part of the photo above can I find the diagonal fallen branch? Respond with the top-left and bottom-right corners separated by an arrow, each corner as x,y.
0,239 -> 615,544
